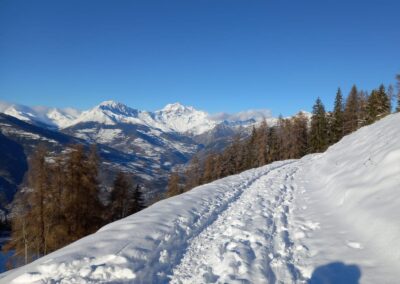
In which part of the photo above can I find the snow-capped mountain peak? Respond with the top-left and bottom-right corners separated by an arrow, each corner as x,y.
161,102 -> 195,113
97,100 -> 128,109
96,100 -> 139,117
68,101 -> 142,127
155,103 -> 216,135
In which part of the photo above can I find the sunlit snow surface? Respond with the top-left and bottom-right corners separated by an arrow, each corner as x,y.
2,113 -> 400,283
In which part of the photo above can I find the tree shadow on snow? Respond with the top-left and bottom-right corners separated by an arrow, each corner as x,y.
308,262 -> 361,284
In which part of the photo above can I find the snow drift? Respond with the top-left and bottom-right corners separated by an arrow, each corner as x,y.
1,113 -> 400,283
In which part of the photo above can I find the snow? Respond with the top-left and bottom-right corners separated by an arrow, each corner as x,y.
2,104 -> 81,128
2,113 -> 400,283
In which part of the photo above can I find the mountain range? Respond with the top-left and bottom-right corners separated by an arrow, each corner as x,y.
0,100 -> 268,134
0,100 -> 285,208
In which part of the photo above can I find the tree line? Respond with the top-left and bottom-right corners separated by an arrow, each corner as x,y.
167,80 -> 399,197
4,144 -> 145,267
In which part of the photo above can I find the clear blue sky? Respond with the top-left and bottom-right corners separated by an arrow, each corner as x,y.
0,0 -> 399,116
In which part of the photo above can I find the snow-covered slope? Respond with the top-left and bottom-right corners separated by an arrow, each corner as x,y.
2,113 -> 400,283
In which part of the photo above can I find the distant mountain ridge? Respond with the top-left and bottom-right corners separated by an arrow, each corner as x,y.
0,100 -> 276,135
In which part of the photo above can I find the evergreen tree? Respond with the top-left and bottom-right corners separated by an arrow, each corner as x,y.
4,192 -> 31,266
84,144 -> 104,225
367,85 -> 391,123
132,184 -> 146,213
231,133 -> 245,172
46,156 -> 69,252
256,119 -> 268,166
267,126 -> 280,163
280,118 -> 295,159
387,84 -> 394,112
167,171 -> 182,197
292,112 -> 309,157
331,88 -> 344,143
63,145 -> 103,242
109,171 -> 134,221
309,97 -> 328,152
357,90 -> 369,127
396,74 -> 400,112
243,127 -> 257,169
27,145 -> 51,256
343,85 -> 360,134
213,154 -> 224,180
6,145 -> 51,263
184,155 -> 201,191
377,84 -> 391,117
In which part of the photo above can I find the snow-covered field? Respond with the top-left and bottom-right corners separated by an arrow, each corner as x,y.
1,113 -> 400,283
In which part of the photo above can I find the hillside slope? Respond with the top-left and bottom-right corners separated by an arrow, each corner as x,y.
1,113 -> 400,283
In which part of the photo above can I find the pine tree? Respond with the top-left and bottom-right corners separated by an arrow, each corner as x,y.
387,84 -> 394,112
243,127 -> 257,169
231,133 -> 245,172
220,142 -> 237,176
343,85 -> 360,134
396,74 -> 400,112
46,156 -> 68,252
6,145 -> 52,263
132,184 -> 145,213
367,85 -> 391,123
256,119 -> 268,166
109,171 -> 133,221
63,145 -> 103,242
331,88 -> 344,143
213,154 -> 223,180
377,84 -> 391,117
167,171 -> 182,197
309,97 -> 328,152
280,118 -> 295,159
184,155 -> 201,191
4,192 -> 31,266
292,112 -> 309,157
27,145 -> 53,256
84,144 -> 104,227
267,126 -> 280,163
357,90 -> 369,126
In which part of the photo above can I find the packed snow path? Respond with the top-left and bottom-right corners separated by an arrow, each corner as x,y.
170,161 -> 303,283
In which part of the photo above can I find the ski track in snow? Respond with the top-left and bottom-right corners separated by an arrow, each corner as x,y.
169,161 -> 306,283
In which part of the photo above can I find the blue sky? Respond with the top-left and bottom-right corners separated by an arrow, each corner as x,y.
0,0 -> 399,116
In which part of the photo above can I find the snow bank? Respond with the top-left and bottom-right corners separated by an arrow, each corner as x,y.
292,113 -> 400,283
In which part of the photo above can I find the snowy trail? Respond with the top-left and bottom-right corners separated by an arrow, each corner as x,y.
170,161 -> 305,283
